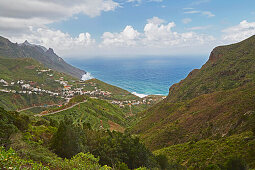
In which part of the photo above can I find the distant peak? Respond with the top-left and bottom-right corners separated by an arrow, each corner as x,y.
23,40 -> 32,46
47,48 -> 54,53
45,48 -> 57,55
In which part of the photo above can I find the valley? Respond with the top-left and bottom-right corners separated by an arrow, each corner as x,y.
1,35 -> 255,169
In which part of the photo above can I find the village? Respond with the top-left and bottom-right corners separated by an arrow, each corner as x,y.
0,69 -> 162,109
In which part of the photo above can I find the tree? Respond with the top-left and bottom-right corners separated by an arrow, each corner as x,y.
51,116 -> 85,158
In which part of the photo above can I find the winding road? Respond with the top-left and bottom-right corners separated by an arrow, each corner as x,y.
34,100 -> 87,117
17,104 -> 59,112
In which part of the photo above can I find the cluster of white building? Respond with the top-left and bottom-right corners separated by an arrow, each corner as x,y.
0,78 -> 59,96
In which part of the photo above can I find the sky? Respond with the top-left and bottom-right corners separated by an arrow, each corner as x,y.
0,0 -> 255,58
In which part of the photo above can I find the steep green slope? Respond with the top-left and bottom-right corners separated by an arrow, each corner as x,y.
154,132 -> 255,169
129,36 -> 255,169
0,56 -> 77,110
0,56 -> 76,90
0,36 -> 85,78
131,36 -> 255,152
131,83 -> 255,150
45,97 -> 127,131
167,35 -> 255,103
83,78 -> 140,101
0,92 -> 62,111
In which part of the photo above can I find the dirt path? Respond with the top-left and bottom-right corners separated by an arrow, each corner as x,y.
17,104 -> 59,112
35,100 -> 87,117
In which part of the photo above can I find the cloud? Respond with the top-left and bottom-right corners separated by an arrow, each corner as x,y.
182,18 -> 192,24
0,0 -> 119,36
126,0 -> 162,5
7,16 -> 216,57
222,20 -> 255,43
147,16 -> 166,24
101,25 -> 140,47
98,17 -> 216,56
9,27 -> 96,56
184,9 -> 215,17
201,11 -> 215,17
184,10 -> 200,14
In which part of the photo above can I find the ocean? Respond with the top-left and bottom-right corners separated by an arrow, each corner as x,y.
66,56 -> 208,97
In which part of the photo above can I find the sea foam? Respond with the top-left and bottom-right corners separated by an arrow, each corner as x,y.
81,72 -> 94,81
132,92 -> 148,98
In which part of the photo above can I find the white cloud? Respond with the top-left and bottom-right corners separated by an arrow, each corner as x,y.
201,11 -> 215,17
184,10 -> 200,14
0,0 -> 119,36
98,17 -> 216,56
7,16 -> 216,58
182,18 -> 192,24
147,16 -> 166,25
184,9 -> 215,18
10,27 -> 96,56
222,20 -> 255,43
101,25 -> 140,46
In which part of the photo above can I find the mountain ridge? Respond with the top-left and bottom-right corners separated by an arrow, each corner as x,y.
130,35 -> 255,153
0,36 -> 85,79
166,35 -> 255,103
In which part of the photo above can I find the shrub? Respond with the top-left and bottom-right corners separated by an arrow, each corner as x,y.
224,157 -> 247,170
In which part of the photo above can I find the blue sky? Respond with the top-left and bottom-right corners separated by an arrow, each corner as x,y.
1,0 -> 255,58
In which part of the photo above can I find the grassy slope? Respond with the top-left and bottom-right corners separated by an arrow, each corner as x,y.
166,35 -> 255,103
131,36 -> 255,150
131,83 -> 255,150
83,79 -> 140,101
0,92 -> 62,111
0,56 -> 76,110
45,98 -> 128,130
129,36 -> 255,169
0,56 -> 76,90
154,132 -> 255,169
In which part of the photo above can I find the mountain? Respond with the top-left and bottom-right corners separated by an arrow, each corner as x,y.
131,35 -> 255,153
0,36 -> 85,79
166,35 -> 255,103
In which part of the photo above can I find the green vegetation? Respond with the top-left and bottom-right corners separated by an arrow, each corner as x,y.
0,92 -> 63,111
0,107 -> 158,169
129,36 -> 255,169
51,116 -> 159,169
154,132 -> 255,169
166,35 -> 255,103
2,35 -> 255,169
0,56 -> 76,90
45,97 -> 127,130
83,78 -> 140,101
0,146 -> 49,169
131,83 -> 255,151
0,146 -> 112,169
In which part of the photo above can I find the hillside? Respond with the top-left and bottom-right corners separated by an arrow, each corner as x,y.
154,132 -> 255,168
0,36 -> 85,79
166,35 -> 255,103
131,83 -> 255,150
82,78 -> 140,101
130,35 -> 255,167
0,56 -> 78,110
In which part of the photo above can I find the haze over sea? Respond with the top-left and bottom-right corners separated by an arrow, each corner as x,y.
67,56 -> 208,97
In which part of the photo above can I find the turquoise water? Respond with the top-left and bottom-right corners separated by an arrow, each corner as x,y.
66,57 -> 207,96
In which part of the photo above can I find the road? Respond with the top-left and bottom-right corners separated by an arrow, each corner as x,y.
17,104 -> 59,112
34,100 -> 87,117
